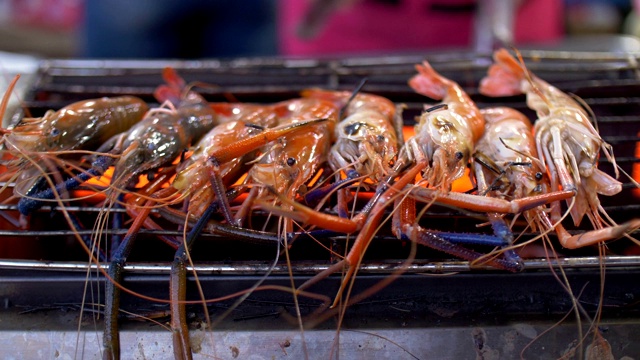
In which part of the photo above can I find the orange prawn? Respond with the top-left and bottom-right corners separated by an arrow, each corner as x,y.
236,98 -> 339,229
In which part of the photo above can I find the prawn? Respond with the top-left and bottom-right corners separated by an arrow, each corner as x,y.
302,88 -> 398,182
1,91 -> 148,215
95,69 -> 218,359
236,98 -> 339,228
479,48 -> 640,248
2,95 -> 148,155
154,98 -> 336,358
478,50 -> 636,359
404,60 -> 485,189
331,60 -> 490,298
300,87 -> 400,227
470,107 -> 573,267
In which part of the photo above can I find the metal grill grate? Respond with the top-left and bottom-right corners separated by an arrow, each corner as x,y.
3,50 -> 639,264
1,51 -> 640,358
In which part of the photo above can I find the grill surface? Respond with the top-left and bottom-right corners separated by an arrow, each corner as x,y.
1,50 -> 640,358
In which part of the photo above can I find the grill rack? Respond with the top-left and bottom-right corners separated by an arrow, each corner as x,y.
1,50 -> 640,358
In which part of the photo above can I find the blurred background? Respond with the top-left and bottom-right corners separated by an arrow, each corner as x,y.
0,0 -> 638,59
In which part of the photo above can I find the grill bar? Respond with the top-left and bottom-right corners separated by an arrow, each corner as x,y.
3,256 -> 640,274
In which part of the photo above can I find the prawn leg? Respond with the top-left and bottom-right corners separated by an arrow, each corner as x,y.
262,186 -> 513,246
486,212 -> 522,264
169,202 -> 219,360
548,215 -> 640,249
409,187 -> 575,214
168,197 -> 290,360
329,160 -> 523,307
209,117 -> 329,164
17,155 -> 115,215
303,169 -> 360,206
394,196 -> 524,272
103,186 -> 177,360
328,161 -> 426,306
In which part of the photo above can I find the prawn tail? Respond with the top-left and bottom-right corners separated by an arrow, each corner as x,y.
153,67 -> 187,105
408,61 -> 451,100
479,48 -> 525,97
1,75 -> 20,121
154,85 -> 181,106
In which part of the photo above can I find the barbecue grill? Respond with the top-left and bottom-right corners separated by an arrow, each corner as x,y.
1,50 -> 639,359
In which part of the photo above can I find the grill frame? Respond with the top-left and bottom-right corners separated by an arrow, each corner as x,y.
1,50 -> 640,358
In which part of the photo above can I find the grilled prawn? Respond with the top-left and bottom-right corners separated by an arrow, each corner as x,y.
405,60 -> 485,189
302,88 -> 398,182
479,48 -> 639,248
473,107 -> 568,260
277,62 -> 507,309
237,98 -> 338,228
1,88 -> 147,202
104,116 -> 330,360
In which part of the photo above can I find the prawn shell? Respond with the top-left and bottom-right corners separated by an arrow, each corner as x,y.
247,98 -> 338,199
302,88 -> 396,120
476,107 -> 542,199
7,96 -> 148,153
407,60 -> 485,189
303,89 -> 399,179
173,120 -> 261,217
477,107 -> 537,168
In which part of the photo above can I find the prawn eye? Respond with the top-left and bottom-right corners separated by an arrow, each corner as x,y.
49,128 -> 60,137
535,172 -> 543,180
376,134 -> 385,142
455,151 -> 464,160
286,157 -> 296,166
344,122 -> 363,136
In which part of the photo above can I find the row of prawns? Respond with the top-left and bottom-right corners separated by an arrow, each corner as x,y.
287,48 -> 640,300
0,48 -> 637,359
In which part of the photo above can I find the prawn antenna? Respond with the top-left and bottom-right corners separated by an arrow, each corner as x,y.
244,123 -> 266,130
339,77 -> 368,120
473,152 -> 502,175
423,103 -> 448,113
498,137 -> 545,170
1,74 -> 20,123
394,103 -> 407,147
570,92 -> 600,131
512,47 -> 550,107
